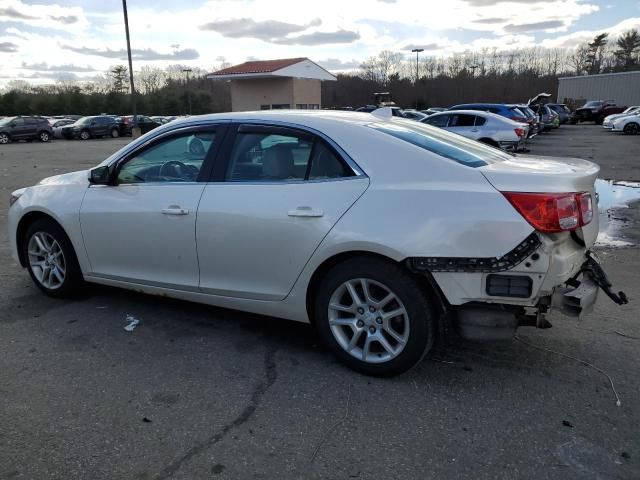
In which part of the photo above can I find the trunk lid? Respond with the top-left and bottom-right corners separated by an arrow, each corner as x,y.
480,155 -> 600,246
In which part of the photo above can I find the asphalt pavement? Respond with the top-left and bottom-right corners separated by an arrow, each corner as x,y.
1,127 -> 639,480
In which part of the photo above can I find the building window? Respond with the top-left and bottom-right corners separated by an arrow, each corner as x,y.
296,104 -> 308,109
271,104 -> 290,109
260,105 -> 271,110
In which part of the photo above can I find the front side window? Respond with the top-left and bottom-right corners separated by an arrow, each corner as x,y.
369,120 -> 511,168
117,131 -> 216,184
226,128 -> 354,182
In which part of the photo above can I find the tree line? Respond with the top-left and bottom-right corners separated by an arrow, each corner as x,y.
1,29 -> 638,116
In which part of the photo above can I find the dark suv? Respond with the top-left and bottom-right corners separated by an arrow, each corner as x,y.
0,116 -> 53,144
115,115 -> 161,136
570,101 -> 627,124
62,116 -> 119,140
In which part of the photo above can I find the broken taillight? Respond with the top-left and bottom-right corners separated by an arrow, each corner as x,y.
502,192 -> 593,233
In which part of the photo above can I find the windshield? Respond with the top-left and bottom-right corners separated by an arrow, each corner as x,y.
623,107 -> 640,114
0,117 -> 16,126
369,120 -> 511,168
583,101 -> 603,108
77,117 -> 92,125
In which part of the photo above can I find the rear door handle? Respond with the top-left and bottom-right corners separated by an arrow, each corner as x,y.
288,206 -> 324,217
161,207 -> 189,215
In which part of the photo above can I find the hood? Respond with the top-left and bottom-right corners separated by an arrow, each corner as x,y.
38,169 -> 90,186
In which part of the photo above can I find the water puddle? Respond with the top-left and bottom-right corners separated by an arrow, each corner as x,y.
594,179 -> 640,248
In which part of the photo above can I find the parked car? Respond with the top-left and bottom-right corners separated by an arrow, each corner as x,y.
448,103 -> 537,134
9,111 -> 624,376
116,115 -> 161,136
51,119 -> 76,139
546,104 -> 571,124
530,105 -> 558,131
62,116 -> 119,140
513,105 -> 540,137
602,106 -> 640,129
421,110 -> 528,151
570,101 -> 627,125
151,116 -> 172,125
0,116 -> 53,144
610,112 -> 640,135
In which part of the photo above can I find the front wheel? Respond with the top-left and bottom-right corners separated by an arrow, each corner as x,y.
623,123 -> 639,135
24,218 -> 84,297
80,129 -> 90,140
314,257 -> 435,377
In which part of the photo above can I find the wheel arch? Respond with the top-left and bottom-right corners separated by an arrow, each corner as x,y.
304,250 -> 448,327
16,211 -> 68,267
478,137 -> 499,147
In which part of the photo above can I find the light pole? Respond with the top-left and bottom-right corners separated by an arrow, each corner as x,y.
411,48 -> 424,109
182,68 -> 192,115
121,0 -> 140,138
468,64 -> 479,78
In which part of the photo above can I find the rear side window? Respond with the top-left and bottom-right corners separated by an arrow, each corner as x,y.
369,121 -> 511,168
474,116 -> 486,126
449,114 -> 475,127
425,114 -> 449,127
226,127 -> 354,182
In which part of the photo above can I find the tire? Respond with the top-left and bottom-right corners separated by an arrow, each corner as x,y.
111,128 -> 120,138
314,257 -> 435,377
38,131 -> 50,142
595,116 -> 604,125
80,129 -> 91,140
623,123 -> 639,135
23,217 -> 84,298
0,133 -> 11,144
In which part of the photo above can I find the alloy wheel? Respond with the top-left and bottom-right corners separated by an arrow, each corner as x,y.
624,123 -> 639,135
27,232 -> 66,290
80,131 -> 90,140
40,132 -> 49,142
0,133 -> 8,144
328,278 -> 410,364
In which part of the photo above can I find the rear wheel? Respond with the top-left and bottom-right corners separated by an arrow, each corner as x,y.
38,131 -> 50,142
80,129 -> 91,140
23,218 -> 84,297
623,122 -> 639,135
0,133 -> 10,144
314,257 -> 435,377
111,128 -> 120,138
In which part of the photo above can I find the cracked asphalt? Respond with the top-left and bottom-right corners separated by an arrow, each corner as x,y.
1,126 -> 639,479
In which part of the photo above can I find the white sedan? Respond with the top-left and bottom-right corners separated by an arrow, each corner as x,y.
421,110 -> 528,151
610,113 -> 640,135
8,110 -> 626,376
602,106 -> 640,129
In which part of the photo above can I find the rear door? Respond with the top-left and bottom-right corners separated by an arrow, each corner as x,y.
196,123 -> 369,300
446,114 -> 478,139
11,118 -> 29,139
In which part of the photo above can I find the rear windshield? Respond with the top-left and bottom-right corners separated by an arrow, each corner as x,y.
583,101 -> 603,108
369,120 -> 511,168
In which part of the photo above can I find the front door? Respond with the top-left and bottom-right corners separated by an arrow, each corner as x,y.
197,124 -> 369,300
80,126 -> 224,289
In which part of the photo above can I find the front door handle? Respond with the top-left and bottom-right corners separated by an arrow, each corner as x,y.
161,207 -> 189,215
288,206 -> 324,217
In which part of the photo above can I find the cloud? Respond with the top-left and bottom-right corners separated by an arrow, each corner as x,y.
19,71 -> 80,81
0,41 -> 19,52
402,43 -> 443,51
21,62 -> 96,72
48,14 -> 78,25
542,16 -> 640,48
61,45 -> 200,61
504,20 -> 565,33
318,58 -> 361,70
0,6 -> 36,20
199,17 -> 322,41
462,0 -> 544,5
473,17 -> 508,24
272,29 -> 360,45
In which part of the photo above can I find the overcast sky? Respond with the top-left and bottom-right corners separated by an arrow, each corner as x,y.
0,0 -> 639,85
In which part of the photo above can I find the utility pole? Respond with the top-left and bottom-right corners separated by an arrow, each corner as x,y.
411,48 -> 424,110
182,68 -> 193,115
122,0 -> 140,138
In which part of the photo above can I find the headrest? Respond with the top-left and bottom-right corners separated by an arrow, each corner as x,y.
262,144 -> 294,179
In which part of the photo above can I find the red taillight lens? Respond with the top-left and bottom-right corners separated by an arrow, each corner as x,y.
502,192 -> 593,233
577,192 -> 593,225
514,128 -> 525,137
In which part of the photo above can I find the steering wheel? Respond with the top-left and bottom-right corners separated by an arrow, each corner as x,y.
159,160 -> 189,180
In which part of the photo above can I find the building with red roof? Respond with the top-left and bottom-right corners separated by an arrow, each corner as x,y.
207,57 -> 336,112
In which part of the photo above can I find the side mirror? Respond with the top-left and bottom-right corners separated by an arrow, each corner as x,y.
89,166 -> 111,185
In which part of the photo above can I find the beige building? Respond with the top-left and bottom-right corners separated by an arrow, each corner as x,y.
208,58 -> 336,112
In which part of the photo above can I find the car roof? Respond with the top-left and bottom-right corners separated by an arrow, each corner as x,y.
426,109 -> 518,123
451,103 -> 513,108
